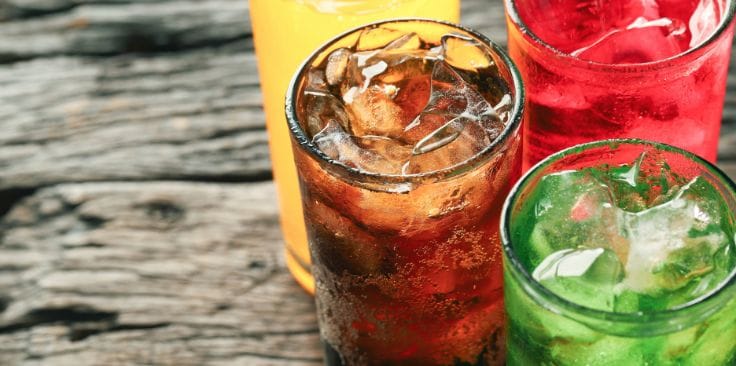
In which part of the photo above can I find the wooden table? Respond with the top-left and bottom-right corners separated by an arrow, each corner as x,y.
0,1 -> 734,364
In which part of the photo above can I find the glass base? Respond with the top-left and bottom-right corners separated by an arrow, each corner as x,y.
322,340 -> 499,366
285,246 -> 314,295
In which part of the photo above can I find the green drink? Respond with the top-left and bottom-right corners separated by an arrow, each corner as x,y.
502,139 -> 736,365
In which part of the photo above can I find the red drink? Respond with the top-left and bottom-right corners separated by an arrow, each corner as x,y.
286,20 -> 523,365
505,0 -> 736,169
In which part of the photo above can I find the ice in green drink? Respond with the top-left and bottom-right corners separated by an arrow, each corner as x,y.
502,140 -> 736,366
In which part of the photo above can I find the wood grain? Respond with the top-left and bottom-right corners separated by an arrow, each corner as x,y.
0,47 -> 269,191
0,181 -> 320,366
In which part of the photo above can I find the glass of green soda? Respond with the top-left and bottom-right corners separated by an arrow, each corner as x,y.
501,139 -> 736,366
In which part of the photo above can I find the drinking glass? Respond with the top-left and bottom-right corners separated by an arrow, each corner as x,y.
504,0 -> 736,170
502,139 -> 736,365
287,19 -> 523,365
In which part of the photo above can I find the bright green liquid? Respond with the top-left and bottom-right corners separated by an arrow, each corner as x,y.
506,156 -> 736,365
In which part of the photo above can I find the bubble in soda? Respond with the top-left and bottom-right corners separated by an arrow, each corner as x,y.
301,28 -> 512,175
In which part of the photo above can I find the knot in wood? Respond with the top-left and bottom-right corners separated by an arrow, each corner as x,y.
141,200 -> 184,224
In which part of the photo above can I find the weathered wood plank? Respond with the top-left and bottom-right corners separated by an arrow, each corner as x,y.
0,47 -> 269,191
720,124 -> 736,160
461,0 -> 508,47
0,0 -> 250,61
0,181 -> 320,365
720,161 -> 736,181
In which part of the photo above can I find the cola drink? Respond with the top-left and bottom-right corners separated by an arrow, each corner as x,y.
286,20 -> 524,365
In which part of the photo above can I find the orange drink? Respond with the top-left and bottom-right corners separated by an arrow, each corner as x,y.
249,0 -> 461,293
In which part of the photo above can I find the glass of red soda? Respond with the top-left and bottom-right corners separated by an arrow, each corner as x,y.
505,0 -> 736,170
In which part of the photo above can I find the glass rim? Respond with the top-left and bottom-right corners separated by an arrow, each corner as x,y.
504,0 -> 736,72
501,138 -> 736,326
285,18 -> 525,186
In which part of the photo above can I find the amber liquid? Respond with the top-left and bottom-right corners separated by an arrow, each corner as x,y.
290,18 -> 523,363
249,0 -> 460,293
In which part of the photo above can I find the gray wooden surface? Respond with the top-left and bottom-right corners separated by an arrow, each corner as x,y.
0,0 -> 734,365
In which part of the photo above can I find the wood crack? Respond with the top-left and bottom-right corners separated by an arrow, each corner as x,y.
0,188 -> 36,218
0,306 -> 117,335
69,321 -> 171,342
0,1 -> 79,21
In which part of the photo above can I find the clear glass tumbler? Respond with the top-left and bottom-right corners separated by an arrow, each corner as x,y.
502,139 -> 736,365
505,0 -> 736,170
287,19 -> 524,365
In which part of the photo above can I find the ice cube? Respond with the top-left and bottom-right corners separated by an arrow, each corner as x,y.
619,177 -> 731,295
356,27 -> 418,51
594,153 -> 689,212
527,224 -> 556,266
402,65 -> 464,142
412,117 -> 466,155
307,27 -> 510,176
393,74 -> 431,123
312,120 -> 408,174
345,31 -> 433,91
402,116 -> 493,174
689,0 -> 723,48
302,71 -> 351,137
312,119 -> 350,160
401,61 -> 504,174
353,135 -> 413,167
534,248 -> 623,284
493,94 -> 513,124
507,266 -> 604,357
336,34 -> 438,139
524,170 -> 628,267
595,153 -> 653,212
305,68 -> 328,93
571,16 -> 687,63
380,31 -> 422,52
516,0 -> 664,53
589,93 -> 652,128
534,248 -> 623,311
514,0 -> 605,53
372,52 -> 434,85
441,33 -> 492,71
325,48 -> 352,86
344,84 -> 405,138
608,152 -> 643,188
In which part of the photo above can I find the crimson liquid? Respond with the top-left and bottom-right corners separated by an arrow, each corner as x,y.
505,0 -> 736,169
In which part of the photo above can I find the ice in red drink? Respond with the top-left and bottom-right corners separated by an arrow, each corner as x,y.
505,0 -> 736,169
